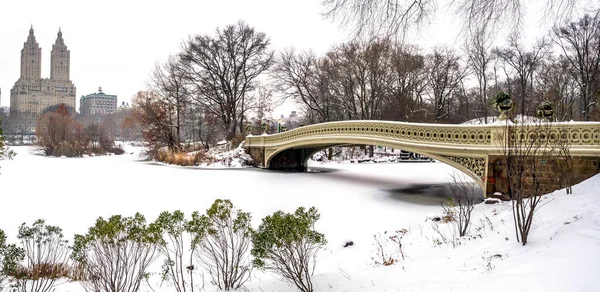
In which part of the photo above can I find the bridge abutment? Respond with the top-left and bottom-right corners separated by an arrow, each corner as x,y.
486,155 -> 600,198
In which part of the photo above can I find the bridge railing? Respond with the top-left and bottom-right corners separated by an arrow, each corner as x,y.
246,120 -> 600,154
248,120 -> 494,146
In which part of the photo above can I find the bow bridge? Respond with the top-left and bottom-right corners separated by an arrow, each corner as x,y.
244,120 -> 600,196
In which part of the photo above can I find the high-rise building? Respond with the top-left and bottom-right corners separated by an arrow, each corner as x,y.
10,26 -> 76,131
79,87 -> 117,123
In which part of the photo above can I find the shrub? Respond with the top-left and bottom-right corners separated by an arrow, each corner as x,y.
187,199 -> 253,290
371,229 -> 408,266
183,143 -> 206,152
109,145 -> 125,155
72,213 -> 162,292
251,207 -> 326,292
443,173 -> 479,237
151,211 -> 198,292
230,133 -> 246,149
0,119 -> 16,176
0,119 -> 16,162
155,150 -> 208,166
36,104 -> 90,157
1,229 -> 25,291
13,220 -> 71,292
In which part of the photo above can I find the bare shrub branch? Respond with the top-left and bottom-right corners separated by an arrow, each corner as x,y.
13,220 -> 70,292
72,213 -> 162,292
187,200 -> 253,290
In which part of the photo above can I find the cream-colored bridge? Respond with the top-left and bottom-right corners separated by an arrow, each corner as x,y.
245,120 -> 600,196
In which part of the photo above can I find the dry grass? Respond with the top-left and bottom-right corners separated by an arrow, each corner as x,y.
156,150 -> 208,166
11,262 -> 72,280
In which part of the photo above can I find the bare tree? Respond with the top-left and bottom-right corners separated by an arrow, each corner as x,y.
131,91 -> 180,155
273,49 -> 343,123
494,35 -> 551,118
385,45 -> 428,122
36,104 -> 89,157
552,13 -> 600,121
322,0 -> 436,40
3,111 -> 35,144
148,55 -> 190,145
249,85 -> 274,133
424,47 -> 467,122
197,111 -> 222,150
464,27 -> 494,123
322,0 -> 595,41
535,56 -> 579,121
181,21 -> 274,139
329,40 -> 394,120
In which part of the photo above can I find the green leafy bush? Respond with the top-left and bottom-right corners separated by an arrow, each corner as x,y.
72,213 -> 162,292
1,229 -> 25,291
13,220 -> 71,292
151,210 -> 198,292
187,199 -> 253,290
251,207 -> 326,292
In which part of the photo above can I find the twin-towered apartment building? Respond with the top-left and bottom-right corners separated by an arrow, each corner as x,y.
9,26 -> 116,131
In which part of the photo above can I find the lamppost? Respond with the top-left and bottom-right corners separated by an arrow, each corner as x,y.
278,119 -> 282,133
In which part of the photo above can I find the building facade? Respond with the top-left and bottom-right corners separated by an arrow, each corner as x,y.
79,87 -> 117,123
10,26 -> 76,131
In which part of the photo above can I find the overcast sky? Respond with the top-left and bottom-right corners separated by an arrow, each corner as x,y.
1,0 -> 580,117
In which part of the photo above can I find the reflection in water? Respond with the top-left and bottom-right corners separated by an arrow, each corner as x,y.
386,183 -> 484,206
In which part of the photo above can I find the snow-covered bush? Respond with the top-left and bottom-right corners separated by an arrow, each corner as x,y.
251,207 -> 326,292
187,199 -> 253,290
71,213 -> 162,292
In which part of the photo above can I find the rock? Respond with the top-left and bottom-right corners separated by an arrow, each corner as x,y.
343,241 -> 354,248
484,198 -> 501,204
488,192 -> 511,201
426,215 -> 442,222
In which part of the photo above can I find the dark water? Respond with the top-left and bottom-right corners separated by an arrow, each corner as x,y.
386,183 -> 484,206
308,164 -> 485,206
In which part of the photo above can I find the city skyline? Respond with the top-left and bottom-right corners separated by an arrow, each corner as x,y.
0,0 -> 354,117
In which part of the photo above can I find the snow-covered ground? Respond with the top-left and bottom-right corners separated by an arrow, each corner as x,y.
1,144 -> 599,291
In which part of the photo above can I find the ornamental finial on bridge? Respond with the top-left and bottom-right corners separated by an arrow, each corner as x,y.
492,92 -> 514,121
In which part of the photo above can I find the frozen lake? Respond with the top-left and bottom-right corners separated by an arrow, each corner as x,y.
0,145 -> 467,244
1,145 -> 599,292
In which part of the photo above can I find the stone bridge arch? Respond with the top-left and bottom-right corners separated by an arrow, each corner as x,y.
264,137 -> 488,190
